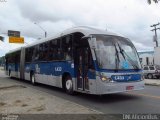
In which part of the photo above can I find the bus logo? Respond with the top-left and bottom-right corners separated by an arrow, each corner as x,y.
55,67 -> 62,71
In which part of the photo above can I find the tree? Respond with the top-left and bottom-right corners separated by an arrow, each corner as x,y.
0,56 -> 5,66
147,0 -> 159,4
0,36 -> 4,42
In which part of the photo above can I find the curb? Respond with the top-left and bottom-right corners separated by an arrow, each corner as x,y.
145,83 -> 160,86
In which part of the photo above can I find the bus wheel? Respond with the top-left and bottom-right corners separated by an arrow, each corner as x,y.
9,70 -> 11,77
65,76 -> 74,95
30,73 -> 36,85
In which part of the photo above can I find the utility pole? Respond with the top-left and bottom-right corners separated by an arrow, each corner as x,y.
150,23 -> 160,47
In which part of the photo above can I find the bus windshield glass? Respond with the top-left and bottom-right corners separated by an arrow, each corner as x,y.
94,35 -> 141,70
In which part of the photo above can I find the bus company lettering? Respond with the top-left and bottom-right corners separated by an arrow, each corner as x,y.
55,67 -> 62,71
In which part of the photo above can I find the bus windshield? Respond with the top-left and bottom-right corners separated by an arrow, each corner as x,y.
94,35 -> 141,70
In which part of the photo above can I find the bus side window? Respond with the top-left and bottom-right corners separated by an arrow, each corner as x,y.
32,45 -> 39,61
26,47 -> 34,62
48,39 -> 61,61
61,35 -> 72,61
37,43 -> 49,61
25,48 -> 30,62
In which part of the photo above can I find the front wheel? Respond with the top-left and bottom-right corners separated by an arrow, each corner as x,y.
65,76 -> 74,95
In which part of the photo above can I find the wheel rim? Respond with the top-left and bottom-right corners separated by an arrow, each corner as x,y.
9,71 -> 11,77
32,75 -> 35,83
66,79 -> 72,90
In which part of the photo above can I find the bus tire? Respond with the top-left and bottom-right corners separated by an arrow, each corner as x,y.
30,72 -> 36,85
9,70 -> 11,78
65,76 -> 74,95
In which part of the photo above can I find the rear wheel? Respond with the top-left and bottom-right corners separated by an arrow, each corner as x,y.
147,74 -> 153,79
30,73 -> 36,85
9,70 -> 11,77
65,76 -> 74,95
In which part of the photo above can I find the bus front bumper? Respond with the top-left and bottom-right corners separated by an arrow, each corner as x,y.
96,80 -> 145,95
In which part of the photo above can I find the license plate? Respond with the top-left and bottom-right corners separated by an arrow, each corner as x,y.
126,86 -> 134,90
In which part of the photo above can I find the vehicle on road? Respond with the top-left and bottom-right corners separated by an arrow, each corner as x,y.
143,65 -> 160,79
5,26 -> 144,95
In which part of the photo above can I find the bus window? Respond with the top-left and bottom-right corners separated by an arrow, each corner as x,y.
61,35 -> 72,61
38,43 -> 49,61
31,45 -> 39,61
48,39 -> 61,61
15,51 -> 20,63
25,47 -> 34,63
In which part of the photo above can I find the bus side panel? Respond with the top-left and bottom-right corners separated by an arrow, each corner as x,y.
87,70 -> 97,94
24,61 -> 75,88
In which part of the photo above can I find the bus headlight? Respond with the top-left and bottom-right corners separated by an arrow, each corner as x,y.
100,75 -> 111,82
101,76 -> 108,81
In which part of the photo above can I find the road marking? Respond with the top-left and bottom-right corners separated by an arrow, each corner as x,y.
127,92 -> 160,99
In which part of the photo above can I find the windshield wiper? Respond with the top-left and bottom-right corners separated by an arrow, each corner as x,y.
117,43 -> 126,60
114,43 -> 120,71
117,43 -> 139,70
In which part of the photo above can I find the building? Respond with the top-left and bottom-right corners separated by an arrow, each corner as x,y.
138,51 -> 154,67
154,47 -> 160,66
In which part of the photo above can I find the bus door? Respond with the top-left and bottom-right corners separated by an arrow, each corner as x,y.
76,47 -> 89,91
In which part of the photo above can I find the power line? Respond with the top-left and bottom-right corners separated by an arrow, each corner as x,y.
34,22 -> 47,38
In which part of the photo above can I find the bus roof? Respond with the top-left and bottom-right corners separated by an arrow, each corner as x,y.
26,26 -> 123,48
6,26 -> 124,54
61,26 -> 120,36
6,47 -> 22,55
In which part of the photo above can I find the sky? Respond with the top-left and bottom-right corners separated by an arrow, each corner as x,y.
0,0 -> 160,57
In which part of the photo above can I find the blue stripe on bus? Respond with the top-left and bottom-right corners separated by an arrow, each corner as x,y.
25,61 -> 96,79
8,63 -> 19,72
111,74 -> 141,82
8,60 -> 142,82
25,61 -> 74,76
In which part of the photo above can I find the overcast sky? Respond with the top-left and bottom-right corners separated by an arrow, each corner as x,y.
0,0 -> 160,57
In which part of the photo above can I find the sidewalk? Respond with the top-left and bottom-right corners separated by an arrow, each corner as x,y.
144,79 -> 160,86
0,66 -> 4,70
0,67 -> 7,78
0,71 -> 100,114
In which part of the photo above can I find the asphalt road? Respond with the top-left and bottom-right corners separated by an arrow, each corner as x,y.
1,71 -> 160,114
24,82 -> 160,114
27,84 -> 160,114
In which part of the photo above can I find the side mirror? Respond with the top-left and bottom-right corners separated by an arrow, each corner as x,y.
88,37 -> 97,49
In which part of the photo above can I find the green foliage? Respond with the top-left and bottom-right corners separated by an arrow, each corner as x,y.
0,36 -> 4,42
0,56 -> 5,66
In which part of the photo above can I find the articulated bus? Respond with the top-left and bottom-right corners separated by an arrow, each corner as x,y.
5,26 -> 144,95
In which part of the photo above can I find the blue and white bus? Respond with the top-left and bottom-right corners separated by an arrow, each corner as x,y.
5,26 -> 144,95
